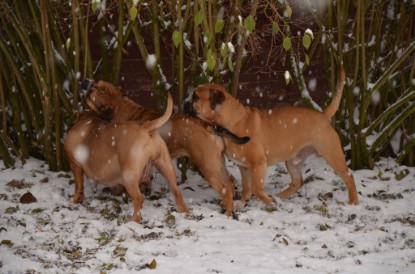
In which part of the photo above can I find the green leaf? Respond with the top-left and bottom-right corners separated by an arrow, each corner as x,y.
147,259 -> 157,269
91,0 -> 100,13
228,57 -> 234,72
244,15 -> 256,33
172,31 -> 181,48
207,49 -> 216,70
283,37 -> 291,51
194,11 -> 203,25
203,31 -> 212,44
129,6 -> 138,20
272,22 -> 279,33
215,19 -> 225,33
286,5 -> 293,18
220,43 -> 228,57
66,38 -> 71,49
302,34 -> 311,49
32,208 -> 44,213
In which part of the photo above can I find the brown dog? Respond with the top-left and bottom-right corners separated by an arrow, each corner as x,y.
185,67 -> 359,208
64,94 -> 188,222
83,81 -> 249,216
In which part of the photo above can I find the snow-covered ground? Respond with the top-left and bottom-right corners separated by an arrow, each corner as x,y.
1,156 -> 414,273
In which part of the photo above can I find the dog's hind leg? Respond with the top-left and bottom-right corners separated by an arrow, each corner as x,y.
234,166 -> 252,210
122,170 -> 144,222
196,155 -> 234,216
315,133 -> 359,205
278,159 -> 304,199
154,149 -> 188,213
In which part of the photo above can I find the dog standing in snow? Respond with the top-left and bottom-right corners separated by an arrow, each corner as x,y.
64,94 -> 188,222
185,67 -> 359,209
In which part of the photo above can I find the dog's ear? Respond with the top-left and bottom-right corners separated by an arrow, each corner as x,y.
97,106 -> 114,121
209,89 -> 225,110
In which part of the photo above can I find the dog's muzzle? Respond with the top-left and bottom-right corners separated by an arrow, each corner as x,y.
183,101 -> 197,117
183,92 -> 199,117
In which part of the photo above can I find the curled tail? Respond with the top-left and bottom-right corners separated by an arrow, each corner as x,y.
143,93 -> 173,131
323,66 -> 346,119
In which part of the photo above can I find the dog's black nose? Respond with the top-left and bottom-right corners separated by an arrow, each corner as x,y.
183,101 -> 197,117
80,79 -> 94,93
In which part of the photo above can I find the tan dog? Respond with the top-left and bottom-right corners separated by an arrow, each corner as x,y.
185,67 -> 359,208
83,81 -> 249,216
64,94 -> 188,222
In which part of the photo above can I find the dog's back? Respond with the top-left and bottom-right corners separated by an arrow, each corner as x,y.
114,97 -> 161,122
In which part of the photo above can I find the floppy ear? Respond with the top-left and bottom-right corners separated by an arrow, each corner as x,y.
209,89 -> 225,110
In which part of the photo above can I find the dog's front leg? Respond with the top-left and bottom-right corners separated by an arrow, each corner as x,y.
234,166 -> 252,210
249,163 -> 275,206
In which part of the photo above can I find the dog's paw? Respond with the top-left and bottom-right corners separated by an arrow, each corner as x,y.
233,200 -> 247,211
70,193 -> 84,203
264,202 -> 278,212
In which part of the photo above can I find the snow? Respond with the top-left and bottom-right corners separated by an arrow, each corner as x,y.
1,157 -> 415,273
305,29 -> 314,39
308,78 -> 317,91
371,90 -> 381,105
353,86 -> 360,95
145,54 -> 157,70
227,42 -> 235,53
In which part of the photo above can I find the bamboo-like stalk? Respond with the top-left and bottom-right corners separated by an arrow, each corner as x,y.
112,0 -> 125,85
9,90 -> 29,159
0,65 -> 6,134
0,39 -> 41,135
0,132 -> 16,168
150,0 -> 167,112
177,0 -> 185,112
191,1 -> 200,80
39,0 -> 56,170
71,0 -> 81,108
229,0 -> 259,97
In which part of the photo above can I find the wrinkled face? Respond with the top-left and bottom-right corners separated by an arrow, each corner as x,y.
84,80 -> 123,121
184,83 -> 226,123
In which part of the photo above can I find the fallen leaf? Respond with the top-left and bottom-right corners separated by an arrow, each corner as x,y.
147,259 -> 157,269
6,180 -> 26,189
20,192 -> 37,204
1,239 -> 13,247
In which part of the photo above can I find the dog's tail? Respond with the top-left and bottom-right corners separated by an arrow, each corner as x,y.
323,66 -> 346,119
213,125 -> 250,145
143,93 -> 173,131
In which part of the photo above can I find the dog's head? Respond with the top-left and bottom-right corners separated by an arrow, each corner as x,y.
83,80 -> 123,121
184,83 -> 227,124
